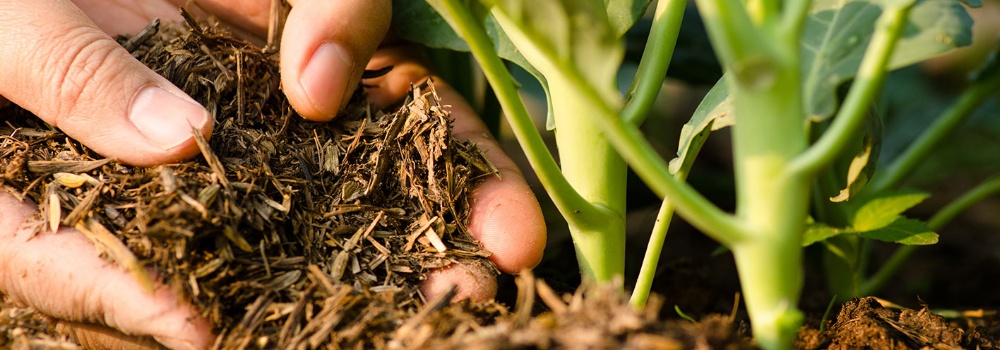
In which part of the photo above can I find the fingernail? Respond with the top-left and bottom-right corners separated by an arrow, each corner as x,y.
129,86 -> 210,150
300,42 -> 353,117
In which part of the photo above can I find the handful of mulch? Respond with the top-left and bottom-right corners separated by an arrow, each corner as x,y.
0,17 -> 499,348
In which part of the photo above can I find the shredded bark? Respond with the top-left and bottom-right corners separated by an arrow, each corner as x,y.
0,17 -> 497,348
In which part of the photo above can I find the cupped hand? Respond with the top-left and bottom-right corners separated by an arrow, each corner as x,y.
0,1 -> 545,349
361,45 -> 546,301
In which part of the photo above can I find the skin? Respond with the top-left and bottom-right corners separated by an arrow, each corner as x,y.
0,1 -> 546,349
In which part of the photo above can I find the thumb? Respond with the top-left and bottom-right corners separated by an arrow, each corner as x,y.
0,0 -> 212,167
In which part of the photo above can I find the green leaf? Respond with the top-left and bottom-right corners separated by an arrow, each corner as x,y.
393,1 -> 556,129
487,0 -> 624,102
802,0 -> 975,121
859,218 -> 938,245
605,0 -> 653,37
669,76 -> 735,173
393,1 -> 472,51
852,189 -> 929,231
804,222 -> 851,247
667,0 -> 973,151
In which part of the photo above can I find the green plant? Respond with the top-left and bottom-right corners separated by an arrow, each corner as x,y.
392,0 -> 987,349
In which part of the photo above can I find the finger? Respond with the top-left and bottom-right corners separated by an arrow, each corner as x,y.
166,0 -> 271,36
73,0 -> 184,36
0,192 -> 214,350
366,46 -> 548,274
421,262 -> 498,303
0,0 -> 212,167
279,0 -> 391,121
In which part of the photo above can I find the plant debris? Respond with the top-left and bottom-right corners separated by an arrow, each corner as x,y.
797,297 -> 998,349
0,17 -> 498,348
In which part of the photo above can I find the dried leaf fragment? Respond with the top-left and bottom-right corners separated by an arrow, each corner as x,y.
75,219 -> 154,293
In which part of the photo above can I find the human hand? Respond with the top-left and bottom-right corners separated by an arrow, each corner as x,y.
0,1 -> 545,349
360,45 -> 546,301
0,1 -> 390,348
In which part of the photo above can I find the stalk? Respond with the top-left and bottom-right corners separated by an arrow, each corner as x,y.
630,150 -> 696,307
729,68 -> 810,350
621,0 -> 687,125
694,0 -> 810,347
550,78 -> 628,281
434,0 -> 608,232
439,0 -> 629,281
626,0 -> 692,308
489,6 -> 750,247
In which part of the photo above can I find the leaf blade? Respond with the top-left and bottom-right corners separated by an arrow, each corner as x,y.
859,218 -> 938,245
802,0 -> 974,121
852,189 -> 930,231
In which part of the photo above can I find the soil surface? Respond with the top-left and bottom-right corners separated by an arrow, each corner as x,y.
2,13 -> 999,350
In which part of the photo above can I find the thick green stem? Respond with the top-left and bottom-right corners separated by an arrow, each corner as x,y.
822,236 -> 863,300
554,69 -> 749,245
551,80 -> 628,281
695,0 -> 811,346
869,68 -> 1000,193
729,67 -> 810,350
621,0 -> 686,125
435,0 -> 605,230
863,174 -> 1000,294
732,239 -> 805,350
486,3 -> 746,245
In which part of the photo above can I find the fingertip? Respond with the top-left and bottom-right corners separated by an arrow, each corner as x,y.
279,0 -> 391,121
123,84 -> 214,166
421,262 -> 498,303
469,168 -> 547,273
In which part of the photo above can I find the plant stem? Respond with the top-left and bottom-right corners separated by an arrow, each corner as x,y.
779,0 -> 811,37
696,0 -> 815,346
481,2 -> 746,245
693,0 -> 770,71
550,77 -> 628,281
789,1 -> 915,177
868,67 -> 1000,193
435,0 -> 603,230
630,146 -> 700,307
746,0 -> 779,25
621,0 -> 686,125
729,67 -> 810,350
629,200 -> 675,308
863,173 -> 1000,294
442,1 -> 629,281
556,67 -> 750,245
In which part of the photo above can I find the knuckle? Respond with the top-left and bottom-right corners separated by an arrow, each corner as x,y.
33,27 -> 129,126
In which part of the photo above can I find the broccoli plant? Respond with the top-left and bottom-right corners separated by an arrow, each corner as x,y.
393,0 -> 985,348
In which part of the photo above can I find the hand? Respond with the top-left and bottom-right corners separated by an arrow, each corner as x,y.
0,1 -> 545,350
361,44 -> 547,302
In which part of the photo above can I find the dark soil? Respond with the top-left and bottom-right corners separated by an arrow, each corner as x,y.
797,297 -> 999,349
2,10 -> 998,350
